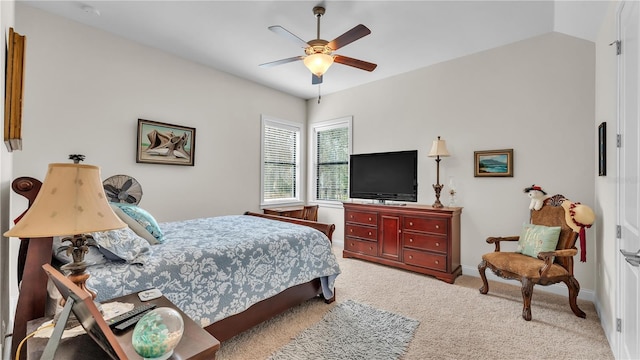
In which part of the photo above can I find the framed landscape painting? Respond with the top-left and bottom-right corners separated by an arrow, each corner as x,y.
136,119 -> 196,166
474,149 -> 513,177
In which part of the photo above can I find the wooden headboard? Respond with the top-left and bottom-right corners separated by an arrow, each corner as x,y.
9,177 -> 53,360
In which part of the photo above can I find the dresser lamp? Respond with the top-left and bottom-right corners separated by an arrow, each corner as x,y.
427,136 -> 450,208
3,157 -> 126,300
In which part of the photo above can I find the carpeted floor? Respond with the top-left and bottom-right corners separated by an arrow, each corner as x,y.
215,244 -> 614,360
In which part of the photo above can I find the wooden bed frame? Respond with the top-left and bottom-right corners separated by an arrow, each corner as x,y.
9,177 -> 336,359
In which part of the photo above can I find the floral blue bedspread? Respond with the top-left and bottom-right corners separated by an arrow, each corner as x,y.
87,215 -> 341,327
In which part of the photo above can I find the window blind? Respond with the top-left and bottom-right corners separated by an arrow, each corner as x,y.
263,124 -> 298,200
316,126 -> 349,201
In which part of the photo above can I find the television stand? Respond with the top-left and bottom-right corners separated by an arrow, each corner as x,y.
343,202 -> 462,283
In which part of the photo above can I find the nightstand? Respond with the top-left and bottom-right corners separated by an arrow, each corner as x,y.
26,293 -> 219,360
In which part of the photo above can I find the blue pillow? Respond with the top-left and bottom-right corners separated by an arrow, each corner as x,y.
112,203 -> 164,243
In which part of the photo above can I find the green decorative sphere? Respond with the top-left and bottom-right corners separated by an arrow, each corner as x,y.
132,307 -> 184,360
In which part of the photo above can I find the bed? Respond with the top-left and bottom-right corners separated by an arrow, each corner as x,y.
9,176 -> 340,359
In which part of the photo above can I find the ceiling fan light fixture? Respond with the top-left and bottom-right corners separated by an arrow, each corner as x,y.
303,53 -> 334,77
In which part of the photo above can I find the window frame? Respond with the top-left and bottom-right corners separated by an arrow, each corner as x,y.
310,116 -> 353,207
260,115 -> 303,207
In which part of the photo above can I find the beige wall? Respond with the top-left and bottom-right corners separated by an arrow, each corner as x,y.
1,0 -> 16,352
12,4 -> 307,221
308,32 -> 598,297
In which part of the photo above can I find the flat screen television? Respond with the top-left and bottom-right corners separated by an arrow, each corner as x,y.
349,150 -> 418,202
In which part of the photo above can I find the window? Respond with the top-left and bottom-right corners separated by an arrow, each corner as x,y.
312,117 -> 352,204
261,116 -> 301,205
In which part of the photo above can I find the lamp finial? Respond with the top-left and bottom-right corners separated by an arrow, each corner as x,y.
69,154 -> 85,164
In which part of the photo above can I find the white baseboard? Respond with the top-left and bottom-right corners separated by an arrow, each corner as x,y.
461,264 -> 595,302
333,242 -> 595,303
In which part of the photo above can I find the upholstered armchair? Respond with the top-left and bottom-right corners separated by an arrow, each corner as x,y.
478,195 -> 593,321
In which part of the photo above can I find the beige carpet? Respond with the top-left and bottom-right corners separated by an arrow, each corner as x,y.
215,244 -> 613,360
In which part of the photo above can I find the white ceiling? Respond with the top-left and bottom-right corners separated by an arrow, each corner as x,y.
19,1 -> 609,100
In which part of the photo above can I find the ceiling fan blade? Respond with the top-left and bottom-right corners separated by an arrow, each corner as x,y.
333,55 -> 377,72
259,56 -> 304,68
312,74 -> 323,85
327,24 -> 371,51
268,25 -> 309,48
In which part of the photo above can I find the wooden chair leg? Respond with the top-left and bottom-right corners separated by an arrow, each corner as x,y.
565,277 -> 586,319
478,260 -> 489,294
521,277 -> 534,321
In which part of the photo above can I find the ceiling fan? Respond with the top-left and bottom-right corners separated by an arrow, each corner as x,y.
259,6 -> 377,85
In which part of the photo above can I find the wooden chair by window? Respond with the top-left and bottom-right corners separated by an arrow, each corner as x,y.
301,205 -> 319,221
478,194 -> 594,321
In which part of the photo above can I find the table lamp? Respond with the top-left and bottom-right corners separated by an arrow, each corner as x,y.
427,136 -> 450,208
3,156 -> 126,300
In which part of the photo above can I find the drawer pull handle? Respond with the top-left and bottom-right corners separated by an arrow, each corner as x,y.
350,215 -> 354,219
409,222 -> 413,226
409,255 -> 413,259
436,242 -> 440,247
351,243 -> 354,246
409,238 -> 413,242
369,246 -> 373,250
435,225 -> 440,229
350,229 -> 353,233
435,260 -> 439,264
368,232 -> 372,236
368,217 -> 372,221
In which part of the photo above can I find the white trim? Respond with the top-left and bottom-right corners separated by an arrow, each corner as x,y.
260,114 -> 303,206
309,116 -> 353,205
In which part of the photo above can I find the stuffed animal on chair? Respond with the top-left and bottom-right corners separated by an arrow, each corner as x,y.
524,184 -> 549,211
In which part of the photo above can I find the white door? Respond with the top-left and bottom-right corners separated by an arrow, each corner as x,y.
617,2 -> 640,359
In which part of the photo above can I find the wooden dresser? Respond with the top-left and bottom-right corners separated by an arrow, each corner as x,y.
343,202 -> 462,283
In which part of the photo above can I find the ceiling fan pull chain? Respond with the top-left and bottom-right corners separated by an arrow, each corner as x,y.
318,85 -> 322,104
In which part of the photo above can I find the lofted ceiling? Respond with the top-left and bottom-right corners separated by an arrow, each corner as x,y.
19,1 -> 609,100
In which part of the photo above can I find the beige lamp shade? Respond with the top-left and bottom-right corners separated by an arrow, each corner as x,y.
4,163 -> 126,238
303,53 -> 334,77
428,136 -> 450,157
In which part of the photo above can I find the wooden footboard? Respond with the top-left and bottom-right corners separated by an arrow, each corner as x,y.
244,211 -> 335,241
8,177 -> 336,359
206,279 -> 330,342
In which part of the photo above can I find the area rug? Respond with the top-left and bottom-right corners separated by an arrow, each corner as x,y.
267,299 -> 419,360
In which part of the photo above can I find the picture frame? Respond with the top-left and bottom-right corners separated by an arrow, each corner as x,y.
598,122 -> 606,176
474,149 -> 513,177
136,119 -> 196,166
4,28 -> 26,152
41,264 -> 127,360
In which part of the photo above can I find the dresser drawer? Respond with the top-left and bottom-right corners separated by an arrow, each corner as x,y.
403,249 -> 447,272
404,216 -> 447,235
345,224 -> 377,241
345,238 -> 378,256
345,210 -> 378,226
403,232 -> 448,254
